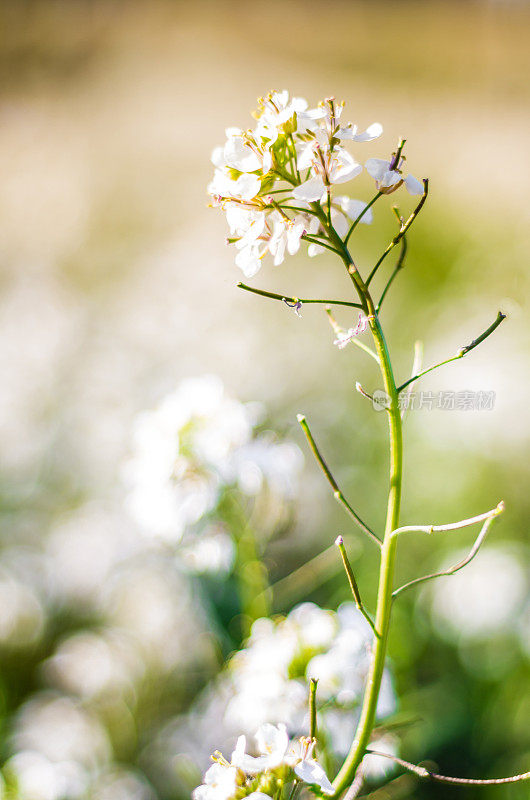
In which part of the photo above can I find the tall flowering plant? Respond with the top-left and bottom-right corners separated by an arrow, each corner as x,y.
201,90 -> 529,799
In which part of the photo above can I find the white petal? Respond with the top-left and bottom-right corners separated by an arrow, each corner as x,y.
404,174 -> 424,195
256,722 -> 289,757
287,220 -> 306,254
339,197 -> 373,224
330,150 -> 363,184
272,236 -> 286,266
235,246 -> 261,277
235,173 -> 261,201
365,158 -> 390,181
380,170 -> 401,188
332,162 -> 362,185
307,216 -> 320,234
294,760 -> 334,795
297,143 -> 316,171
307,243 -> 323,257
330,209 -> 348,238
293,177 -> 326,201
211,146 -> 226,169
353,122 -> 383,142
291,97 -> 309,112
335,123 -> 358,140
246,794 -> 274,799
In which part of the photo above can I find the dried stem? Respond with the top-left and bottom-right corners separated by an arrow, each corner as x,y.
365,750 -> 530,786
392,507 -> 503,599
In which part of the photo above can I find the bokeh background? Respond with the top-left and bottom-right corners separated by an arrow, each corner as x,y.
0,1 -> 529,798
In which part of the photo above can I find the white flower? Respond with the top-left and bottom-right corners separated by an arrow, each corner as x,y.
222,129 -> 262,173
286,738 -> 334,795
267,216 -> 306,266
365,157 -> 423,195
232,723 -> 289,774
337,121 -> 383,142
208,169 -> 261,202
293,147 -> 362,202
256,90 -> 310,130
333,313 -> 370,348
192,762 -> 238,800
337,196 -> 374,225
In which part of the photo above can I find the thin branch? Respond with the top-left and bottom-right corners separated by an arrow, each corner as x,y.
397,310 -> 506,394
401,340 -> 423,421
336,536 -> 379,637
237,283 -> 363,309
390,501 -> 504,539
392,506 -> 504,599
366,180 -> 429,287
297,415 -> 381,547
309,678 -> 318,742
365,750 -> 530,786
344,192 -> 383,246
376,212 -> 407,313
343,769 -> 364,800
302,234 -> 343,256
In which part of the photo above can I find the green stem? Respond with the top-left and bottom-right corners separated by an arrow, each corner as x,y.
309,678 -> 318,741
237,282 -> 363,309
319,214 -> 403,797
344,192 -> 382,246
366,180 -> 428,287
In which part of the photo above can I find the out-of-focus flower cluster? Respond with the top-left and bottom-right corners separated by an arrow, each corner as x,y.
0,376 -> 304,800
163,602 -> 398,796
123,375 -> 302,556
208,90 -> 422,277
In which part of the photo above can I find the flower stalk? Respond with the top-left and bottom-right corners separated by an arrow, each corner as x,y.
204,89 -> 521,800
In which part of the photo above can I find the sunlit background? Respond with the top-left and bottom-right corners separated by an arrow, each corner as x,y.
0,1 -> 529,799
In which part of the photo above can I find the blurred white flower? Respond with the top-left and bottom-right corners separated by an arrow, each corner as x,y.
179,525 -> 235,575
362,735 -> 398,780
165,602 -> 396,773
91,769 -> 155,800
5,751 -> 88,800
427,546 -> 527,642
13,694 -> 111,769
0,573 -> 45,647
123,376 -> 302,543
43,630 -> 145,700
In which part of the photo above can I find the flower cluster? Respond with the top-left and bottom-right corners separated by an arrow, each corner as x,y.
123,375 -> 302,551
194,723 -> 334,800
208,90 -> 422,277
175,603 -> 396,794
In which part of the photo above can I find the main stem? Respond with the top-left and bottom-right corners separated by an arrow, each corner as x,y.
322,214 -> 403,796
